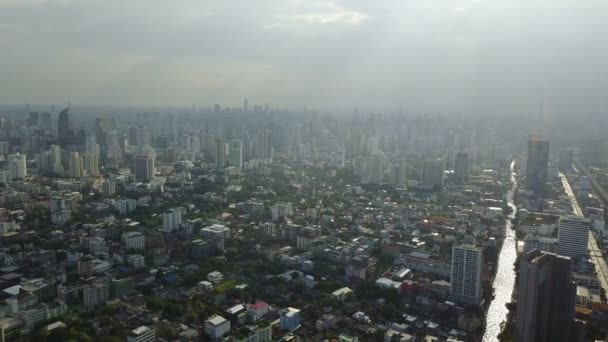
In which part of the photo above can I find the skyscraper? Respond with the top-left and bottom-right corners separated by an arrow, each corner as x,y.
454,152 -> 469,185
134,155 -> 154,181
216,137 -> 226,170
526,138 -> 549,191
421,158 -> 444,190
450,244 -> 483,305
228,138 -> 243,170
83,153 -> 99,176
515,250 -> 578,342
8,153 -> 27,179
557,216 -> 590,259
68,151 -> 84,178
57,107 -> 71,148
254,128 -> 271,159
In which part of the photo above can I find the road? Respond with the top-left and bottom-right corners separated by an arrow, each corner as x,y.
560,172 -> 608,296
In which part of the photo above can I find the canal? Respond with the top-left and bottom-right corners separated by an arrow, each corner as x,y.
482,161 -> 518,341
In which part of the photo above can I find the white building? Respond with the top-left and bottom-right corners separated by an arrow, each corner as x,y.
127,326 -> 156,342
102,180 -> 116,196
68,151 -> 84,178
8,153 -> 27,179
450,244 -> 483,305
83,282 -> 109,308
83,153 -> 99,176
271,203 -> 293,221
201,224 -> 230,251
557,216 -> 590,259
205,315 -> 231,339
162,208 -> 182,232
115,199 -> 137,215
122,231 -> 145,250
353,155 -> 384,184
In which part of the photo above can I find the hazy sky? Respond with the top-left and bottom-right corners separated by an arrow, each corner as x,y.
1,0 -> 608,114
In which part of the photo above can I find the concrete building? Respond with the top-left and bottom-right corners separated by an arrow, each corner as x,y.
205,315 -> 231,339
127,326 -> 156,342
8,153 -> 27,179
122,231 -> 145,251
421,158 -> 444,189
162,208 -> 182,232
271,203 -> 293,221
557,216 -> 590,259
68,151 -> 84,178
116,199 -> 137,215
134,155 -> 154,181
450,244 -> 483,305
515,250 -> 578,342
83,281 -> 110,308
280,307 -> 301,332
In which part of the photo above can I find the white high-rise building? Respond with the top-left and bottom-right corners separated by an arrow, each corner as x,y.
162,208 -> 182,232
450,244 -> 483,305
353,156 -> 384,184
8,153 -> 27,179
557,216 -> 590,259
83,153 -> 99,176
122,231 -> 145,250
216,137 -> 226,170
421,158 -> 444,189
228,138 -> 243,170
68,151 -> 84,178
49,145 -> 63,174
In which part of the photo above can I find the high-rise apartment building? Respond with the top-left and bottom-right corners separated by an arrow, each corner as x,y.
515,250 -> 579,342
421,158 -> 444,189
8,153 -> 27,179
557,216 -> 590,259
450,244 -> 483,305
134,155 -> 154,182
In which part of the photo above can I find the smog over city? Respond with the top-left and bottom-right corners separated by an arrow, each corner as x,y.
0,1 -> 607,342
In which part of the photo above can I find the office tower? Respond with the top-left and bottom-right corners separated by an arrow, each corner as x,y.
454,152 -> 469,185
421,158 -> 444,189
95,117 -> 116,152
85,136 -> 99,156
8,153 -> 27,179
254,128 -> 272,159
244,98 -> 248,113
68,152 -> 84,178
134,155 -> 154,182
49,145 -> 63,174
526,138 -> 549,191
388,159 -> 407,186
83,153 -> 99,176
57,107 -> 71,148
228,138 -> 243,169
515,250 -> 578,342
557,216 -> 590,259
105,130 -> 122,162
136,125 -> 150,147
216,137 -> 226,170
450,244 -> 483,305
